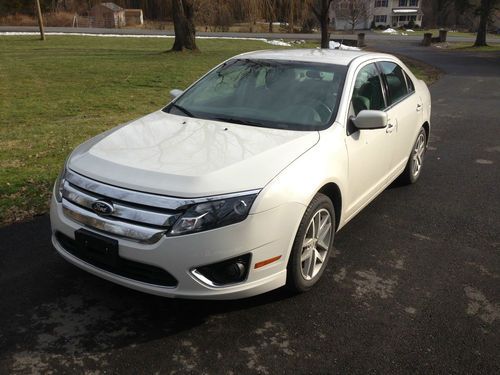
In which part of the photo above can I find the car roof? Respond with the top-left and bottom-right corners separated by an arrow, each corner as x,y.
235,49 -> 395,66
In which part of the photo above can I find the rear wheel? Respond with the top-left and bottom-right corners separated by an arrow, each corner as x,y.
399,127 -> 427,185
287,193 -> 335,292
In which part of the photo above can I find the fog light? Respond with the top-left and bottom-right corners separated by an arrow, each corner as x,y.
192,254 -> 251,286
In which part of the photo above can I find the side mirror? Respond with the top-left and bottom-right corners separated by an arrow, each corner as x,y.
351,110 -> 388,130
170,89 -> 184,99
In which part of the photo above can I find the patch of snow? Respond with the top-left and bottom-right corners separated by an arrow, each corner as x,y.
406,29 -> 415,32
0,32 -> 295,47
1,31 -> 176,38
265,39 -> 292,47
329,41 -> 361,51
382,28 -> 398,34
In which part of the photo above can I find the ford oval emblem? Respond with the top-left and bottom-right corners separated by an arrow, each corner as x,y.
91,200 -> 114,215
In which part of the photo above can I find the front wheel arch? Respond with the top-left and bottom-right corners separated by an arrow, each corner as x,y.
422,121 -> 430,146
318,183 -> 342,231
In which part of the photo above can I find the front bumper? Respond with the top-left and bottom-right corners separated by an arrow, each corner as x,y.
50,195 -> 305,299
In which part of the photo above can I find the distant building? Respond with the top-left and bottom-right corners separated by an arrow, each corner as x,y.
373,0 -> 423,28
89,2 -> 126,28
331,0 -> 424,31
124,9 -> 144,26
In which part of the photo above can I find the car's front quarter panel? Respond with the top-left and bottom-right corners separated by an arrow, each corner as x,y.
252,123 -> 348,229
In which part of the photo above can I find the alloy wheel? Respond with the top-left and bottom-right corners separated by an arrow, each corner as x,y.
412,133 -> 426,177
300,208 -> 333,280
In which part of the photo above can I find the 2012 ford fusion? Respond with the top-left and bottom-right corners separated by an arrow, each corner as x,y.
50,49 -> 431,299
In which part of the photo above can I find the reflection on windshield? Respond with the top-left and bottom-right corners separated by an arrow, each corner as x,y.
164,59 -> 347,131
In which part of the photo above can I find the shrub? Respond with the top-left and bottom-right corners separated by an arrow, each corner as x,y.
0,11 -> 75,27
45,12 -> 74,27
0,13 -> 37,26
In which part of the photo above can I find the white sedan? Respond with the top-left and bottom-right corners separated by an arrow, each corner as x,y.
50,49 -> 431,299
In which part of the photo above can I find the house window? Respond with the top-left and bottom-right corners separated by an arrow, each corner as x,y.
409,0 -> 419,6
374,0 -> 388,7
398,15 -> 408,22
399,0 -> 408,6
374,15 -> 387,23
409,15 -> 417,21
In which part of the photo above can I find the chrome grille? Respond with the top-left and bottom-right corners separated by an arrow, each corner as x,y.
62,182 -> 178,227
62,170 -> 184,244
61,169 -> 261,244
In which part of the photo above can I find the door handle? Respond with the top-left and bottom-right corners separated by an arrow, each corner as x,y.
386,122 -> 394,133
416,104 -> 423,112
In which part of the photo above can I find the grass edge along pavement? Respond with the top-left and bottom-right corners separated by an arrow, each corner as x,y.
0,35 -> 437,226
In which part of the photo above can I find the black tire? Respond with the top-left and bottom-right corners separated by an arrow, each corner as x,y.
399,127 -> 427,185
286,193 -> 335,293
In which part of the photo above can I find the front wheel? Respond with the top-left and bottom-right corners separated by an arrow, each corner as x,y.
399,127 -> 427,185
287,193 -> 335,292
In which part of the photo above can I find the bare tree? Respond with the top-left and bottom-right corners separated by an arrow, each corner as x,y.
336,0 -> 370,33
171,0 -> 197,51
474,0 -> 498,46
196,0 -> 234,32
262,0 -> 276,32
309,0 -> 334,49
243,0 -> 261,32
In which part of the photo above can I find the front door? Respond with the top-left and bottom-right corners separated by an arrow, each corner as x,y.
344,63 -> 394,218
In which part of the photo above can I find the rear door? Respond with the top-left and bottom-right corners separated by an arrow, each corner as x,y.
377,61 -> 423,176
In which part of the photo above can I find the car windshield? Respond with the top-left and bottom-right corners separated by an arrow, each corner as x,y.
163,59 -> 348,131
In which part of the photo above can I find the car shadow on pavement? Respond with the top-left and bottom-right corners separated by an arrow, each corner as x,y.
0,215 -> 297,363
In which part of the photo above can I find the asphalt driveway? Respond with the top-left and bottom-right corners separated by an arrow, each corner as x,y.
0,42 -> 499,374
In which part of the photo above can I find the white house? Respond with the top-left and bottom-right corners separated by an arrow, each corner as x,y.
331,0 -> 424,31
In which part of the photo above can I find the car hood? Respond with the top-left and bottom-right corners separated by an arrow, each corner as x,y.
68,111 -> 319,197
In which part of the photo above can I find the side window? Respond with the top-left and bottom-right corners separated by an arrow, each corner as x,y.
351,63 -> 386,116
378,61 -> 409,105
404,71 -> 415,93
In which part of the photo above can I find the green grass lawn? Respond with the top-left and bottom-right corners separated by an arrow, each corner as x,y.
0,35 -> 433,226
439,42 -> 500,52
374,28 -> 500,39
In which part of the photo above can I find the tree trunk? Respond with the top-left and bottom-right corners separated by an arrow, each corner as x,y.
289,0 -> 294,33
35,0 -> 46,41
171,0 -> 197,51
474,0 -> 493,47
311,0 -> 332,49
320,17 -> 329,48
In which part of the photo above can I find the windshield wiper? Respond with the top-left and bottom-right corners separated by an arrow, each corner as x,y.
212,117 -> 264,127
170,103 -> 195,118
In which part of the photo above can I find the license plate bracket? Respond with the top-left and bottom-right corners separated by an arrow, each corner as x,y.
75,229 -> 119,267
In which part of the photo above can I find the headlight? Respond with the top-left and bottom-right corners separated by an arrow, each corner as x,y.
53,167 -> 67,203
169,193 -> 258,236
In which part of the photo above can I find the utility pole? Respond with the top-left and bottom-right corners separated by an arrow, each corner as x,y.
35,0 -> 46,41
